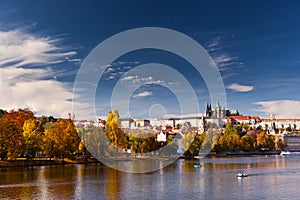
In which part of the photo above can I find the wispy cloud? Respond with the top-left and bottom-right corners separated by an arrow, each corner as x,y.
0,28 -> 86,117
255,100 -> 300,118
227,83 -> 254,92
101,61 -> 138,80
206,36 -> 243,77
121,75 -> 175,86
133,91 -> 153,98
0,29 -> 76,68
206,36 -> 223,52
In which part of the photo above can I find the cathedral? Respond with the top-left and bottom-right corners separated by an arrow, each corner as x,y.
205,102 -> 226,119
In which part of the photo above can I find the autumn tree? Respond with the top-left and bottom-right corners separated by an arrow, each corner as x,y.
224,123 -> 238,137
214,135 -> 228,152
183,133 -> 206,157
0,109 -> 7,118
256,131 -> 275,150
0,109 -> 35,159
23,119 -> 43,160
181,132 -> 197,153
276,138 -> 286,151
240,134 -> 256,151
2,109 -> 35,131
201,129 -> 221,151
80,126 -> 110,158
44,119 -> 80,161
105,110 -> 128,150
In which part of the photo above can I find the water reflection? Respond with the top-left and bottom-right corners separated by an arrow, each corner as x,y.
0,156 -> 300,199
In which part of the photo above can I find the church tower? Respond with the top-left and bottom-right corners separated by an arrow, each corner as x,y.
215,101 -> 222,118
205,103 -> 212,118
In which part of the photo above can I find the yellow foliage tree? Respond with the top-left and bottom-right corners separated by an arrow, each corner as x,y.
44,119 -> 80,161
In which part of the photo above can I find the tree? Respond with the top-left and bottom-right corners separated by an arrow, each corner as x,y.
224,123 -> 238,137
214,135 -> 228,152
181,132 -> 197,153
240,134 -> 256,151
2,109 -> 35,131
0,109 -> 7,118
276,138 -> 286,151
226,133 -> 241,151
44,119 -> 80,161
183,133 -> 206,157
256,131 -> 275,150
105,110 -> 128,150
23,119 -> 43,160
78,126 -> 110,158
0,109 -> 34,159
201,129 -> 221,151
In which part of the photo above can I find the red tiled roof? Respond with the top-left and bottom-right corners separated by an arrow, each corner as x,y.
227,116 -> 261,120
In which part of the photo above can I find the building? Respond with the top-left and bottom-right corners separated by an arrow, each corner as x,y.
227,116 -> 261,125
259,118 -> 300,132
120,118 -> 150,129
133,119 -> 150,127
157,130 -> 167,142
120,118 -> 134,128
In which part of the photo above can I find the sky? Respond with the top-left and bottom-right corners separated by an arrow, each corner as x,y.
1,0 -> 300,120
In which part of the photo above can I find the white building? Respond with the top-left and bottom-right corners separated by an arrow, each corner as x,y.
259,118 -> 300,131
157,130 -> 167,142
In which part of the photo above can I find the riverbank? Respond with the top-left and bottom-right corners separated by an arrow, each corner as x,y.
0,151 -> 282,167
0,158 -> 100,168
216,150 -> 281,156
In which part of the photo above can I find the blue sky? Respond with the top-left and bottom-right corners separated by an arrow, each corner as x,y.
1,0 -> 300,119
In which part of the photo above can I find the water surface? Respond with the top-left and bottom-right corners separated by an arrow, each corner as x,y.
0,155 -> 299,199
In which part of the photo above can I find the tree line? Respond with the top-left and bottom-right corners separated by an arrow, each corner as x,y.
0,108 -> 286,161
182,123 -> 286,157
0,109 -> 80,161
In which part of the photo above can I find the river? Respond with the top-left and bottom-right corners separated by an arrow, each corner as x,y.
0,155 -> 300,199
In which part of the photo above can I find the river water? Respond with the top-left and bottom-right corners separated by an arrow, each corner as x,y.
0,155 -> 299,200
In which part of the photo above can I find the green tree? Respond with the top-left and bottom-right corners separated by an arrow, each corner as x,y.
224,123 -> 238,137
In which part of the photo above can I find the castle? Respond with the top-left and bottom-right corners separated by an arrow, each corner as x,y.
205,102 -> 240,119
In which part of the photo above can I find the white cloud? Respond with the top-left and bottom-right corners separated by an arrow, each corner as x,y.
121,75 -> 136,81
121,75 -> 174,86
0,67 -> 75,117
206,36 -> 222,52
255,100 -> 300,118
211,53 -> 238,71
206,36 -> 244,79
133,91 -> 153,98
0,29 -> 76,67
227,83 -> 254,92
121,75 -> 153,84
0,28 -> 85,118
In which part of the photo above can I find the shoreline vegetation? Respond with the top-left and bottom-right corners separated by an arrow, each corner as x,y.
0,150 -> 281,168
0,108 -> 288,169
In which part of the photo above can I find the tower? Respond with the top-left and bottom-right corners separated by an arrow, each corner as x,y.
205,103 -> 212,118
215,101 -> 222,118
